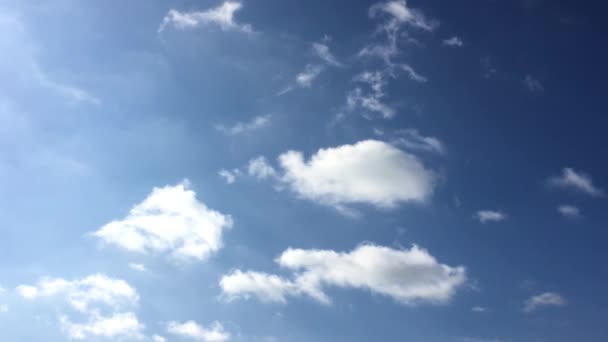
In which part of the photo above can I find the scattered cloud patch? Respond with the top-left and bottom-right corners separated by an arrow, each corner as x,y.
215,115 -> 271,135
159,1 -> 253,33
401,64 -> 428,83
472,306 -> 487,312
557,205 -> 581,219
167,320 -> 231,342
218,169 -> 240,184
475,210 -> 507,223
313,42 -> 342,67
443,36 -> 464,47
524,292 -> 566,312
296,64 -> 324,88
524,75 -> 544,92
17,274 -> 143,340
220,244 -> 466,305
248,156 -> 278,180
548,168 -> 603,197
92,181 -> 233,262
369,0 -> 438,32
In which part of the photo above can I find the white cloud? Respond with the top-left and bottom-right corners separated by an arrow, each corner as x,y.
401,64 -> 428,83
548,168 -> 603,197
220,244 -> 467,305
524,75 -> 544,92
369,0 -> 438,32
0,304 -> 7,313
312,42 -> 342,67
152,335 -> 167,342
443,36 -> 464,47
167,320 -> 231,342
393,129 -> 444,154
215,115 -> 271,135
128,263 -> 147,272
274,140 -> 436,210
16,274 -> 139,312
557,205 -> 581,219
472,306 -> 487,312
218,169 -> 240,184
17,274 -> 142,340
524,292 -> 566,312
61,312 -> 144,341
92,181 -> 233,262
347,87 -> 395,119
159,1 -> 252,33
248,156 -> 277,180
296,64 -> 324,88
475,210 -> 507,223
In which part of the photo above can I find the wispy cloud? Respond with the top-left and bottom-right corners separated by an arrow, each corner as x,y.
312,42 -> 342,67
443,36 -> 464,47
475,210 -> 507,223
524,75 -> 544,92
159,1 -> 253,33
557,205 -> 581,219
392,129 -> 445,154
548,168 -> 603,197
524,292 -> 566,312
215,114 -> 271,135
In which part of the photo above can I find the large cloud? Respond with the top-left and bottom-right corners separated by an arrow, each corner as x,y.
220,244 -> 466,305
275,140 -> 436,211
92,181 -> 233,262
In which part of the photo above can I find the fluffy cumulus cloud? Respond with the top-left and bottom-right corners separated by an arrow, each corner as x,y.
17,274 -> 143,340
220,244 -> 467,305
475,210 -> 507,223
524,292 -> 566,312
167,320 -> 231,342
215,115 -> 271,135
60,312 -> 144,340
159,1 -> 252,33
548,168 -> 603,197
92,181 -> 233,262
557,205 -> 581,219
273,140 -> 436,211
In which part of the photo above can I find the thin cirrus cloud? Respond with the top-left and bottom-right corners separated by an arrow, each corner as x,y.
91,181 -> 233,262
475,210 -> 507,223
557,205 -> 581,219
312,42 -> 342,67
443,36 -> 464,47
548,167 -> 603,197
523,292 -> 566,312
524,75 -> 544,92
392,129 -> 445,154
16,274 -> 144,340
158,1 -> 253,34
220,244 -> 467,305
249,140 -> 436,213
215,114 -> 271,135
167,320 -> 231,342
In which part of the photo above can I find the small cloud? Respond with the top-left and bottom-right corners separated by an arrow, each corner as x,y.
523,292 -> 566,312
392,129 -> 445,154
167,320 -> 231,342
475,210 -> 507,223
247,156 -> 277,180
296,64 -> 324,88
312,41 -> 342,67
218,169 -> 240,184
557,205 -> 581,219
215,115 -> 271,135
472,306 -> 488,312
443,36 -> 464,47
128,263 -> 147,272
548,167 -> 603,197
369,0 -> 439,32
524,75 -> 544,92
0,304 -> 7,313
159,1 -> 253,34
400,64 -> 428,83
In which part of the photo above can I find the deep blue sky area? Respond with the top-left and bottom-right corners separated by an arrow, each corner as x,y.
0,1 -> 607,341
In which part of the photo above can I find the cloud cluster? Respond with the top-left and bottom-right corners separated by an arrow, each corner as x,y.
159,1 -> 253,33
220,244 -> 466,305
167,320 -> 231,342
17,274 -> 143,340
92,181 -> 233,262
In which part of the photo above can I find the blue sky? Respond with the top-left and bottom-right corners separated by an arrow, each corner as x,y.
1,0 -> 607,341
